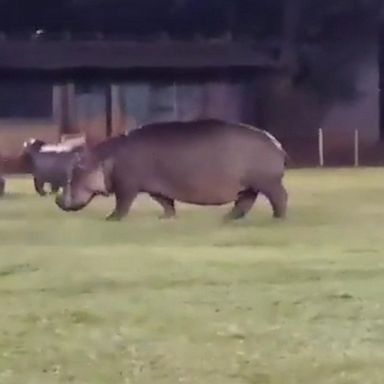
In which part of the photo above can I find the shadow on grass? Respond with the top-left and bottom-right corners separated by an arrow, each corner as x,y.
2,265 -> 384,298
23,309 -> 104,325
0,263 -> 39,278
0,276 -> 228,297
0,192 -> 29,201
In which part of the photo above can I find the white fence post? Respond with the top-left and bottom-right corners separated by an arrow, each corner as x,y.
318,128 -> 324,167
354,129 -> 359,167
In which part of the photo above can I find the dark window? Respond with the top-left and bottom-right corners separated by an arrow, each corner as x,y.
75,83 -> 95,94
0,82 -> 52,119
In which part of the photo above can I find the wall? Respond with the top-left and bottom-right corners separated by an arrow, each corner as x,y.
72,79 -> 254,138
118,79 -> 249,129
0,80 -> 58,160
0,119 -> 58,156
74,85 -> 107,141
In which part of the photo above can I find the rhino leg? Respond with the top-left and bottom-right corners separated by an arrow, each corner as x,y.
149,193 -> 176,219
106,189 -> 138,221
50,182 -> 60,194
224,189 -> 258,221
262,181 -> 288,219
33,177 -> 46,196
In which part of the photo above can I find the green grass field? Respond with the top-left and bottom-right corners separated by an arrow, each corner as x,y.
1,169 -> 384,384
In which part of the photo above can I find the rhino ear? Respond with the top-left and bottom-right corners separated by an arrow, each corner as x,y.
23,138 -> 36,148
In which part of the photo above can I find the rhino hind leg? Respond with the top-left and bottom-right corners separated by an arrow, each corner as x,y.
224,189 -> 258,221
261,181 -> 288,219
149,193 -> 176,219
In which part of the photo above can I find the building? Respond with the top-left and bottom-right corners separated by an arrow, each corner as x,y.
0,32 -> 381,167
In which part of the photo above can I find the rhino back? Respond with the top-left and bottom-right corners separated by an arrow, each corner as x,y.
108,119 -> 285,198
124,120 -> 284,172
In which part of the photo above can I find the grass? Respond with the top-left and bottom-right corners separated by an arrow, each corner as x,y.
0,168 -> 384,383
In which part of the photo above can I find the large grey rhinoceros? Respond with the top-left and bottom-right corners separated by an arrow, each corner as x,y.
55,119 -> 288,221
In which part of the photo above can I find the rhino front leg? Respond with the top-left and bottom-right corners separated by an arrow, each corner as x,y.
106,189 -> 138,221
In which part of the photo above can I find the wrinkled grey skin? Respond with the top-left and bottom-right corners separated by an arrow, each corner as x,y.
56,119 -> 288,221
23,139 -> 84,196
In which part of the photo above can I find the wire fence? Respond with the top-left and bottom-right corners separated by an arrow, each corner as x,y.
282,130 -> 384,168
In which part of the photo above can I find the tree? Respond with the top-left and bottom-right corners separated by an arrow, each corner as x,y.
273,0 -> 382,104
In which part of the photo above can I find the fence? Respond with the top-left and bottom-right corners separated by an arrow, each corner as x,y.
281,129 -> 384,169
317,128 -> 366,168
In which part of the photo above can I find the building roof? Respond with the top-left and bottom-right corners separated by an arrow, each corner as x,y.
0,40 -> 280,74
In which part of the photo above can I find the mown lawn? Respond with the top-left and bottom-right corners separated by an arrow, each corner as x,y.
0,169 -> 384,384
